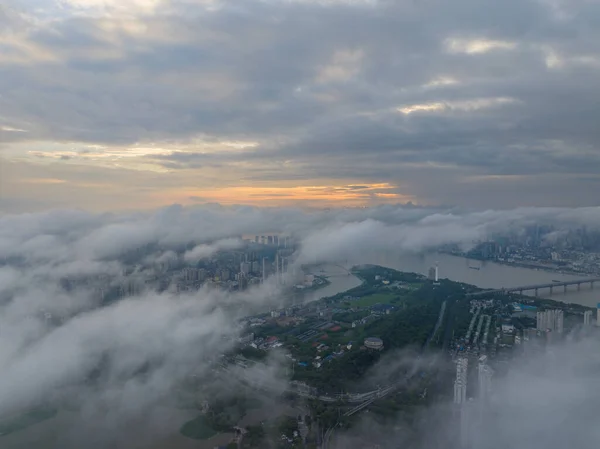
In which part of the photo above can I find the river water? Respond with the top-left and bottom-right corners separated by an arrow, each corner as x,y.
309,252 -> 599,308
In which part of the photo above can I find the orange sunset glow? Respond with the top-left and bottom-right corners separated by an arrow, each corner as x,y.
158,183 -> 414,207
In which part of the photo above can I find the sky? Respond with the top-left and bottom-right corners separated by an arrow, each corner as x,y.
2,0 -> 600,212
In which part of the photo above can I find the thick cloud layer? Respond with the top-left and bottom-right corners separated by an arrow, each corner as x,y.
1,203 -> 600,446
183,237 -> 243,262
2,0 -> 600,209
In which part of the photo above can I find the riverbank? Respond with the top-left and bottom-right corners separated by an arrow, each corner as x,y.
332,251 -> 600,308
440,250 -> 597,277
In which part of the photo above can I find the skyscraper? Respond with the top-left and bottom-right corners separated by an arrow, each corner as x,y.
280,256 -> 286,284
584,310 -> 593,326
454,357 -> 468,405
477,355 -> 493,403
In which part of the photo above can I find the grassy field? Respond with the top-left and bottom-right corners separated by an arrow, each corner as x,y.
340,292 -> 398,309
0,408 -> 57,437
180,415 -> 218,440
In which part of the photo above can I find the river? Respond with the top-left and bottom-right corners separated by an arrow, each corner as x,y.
309,252 -> 599,308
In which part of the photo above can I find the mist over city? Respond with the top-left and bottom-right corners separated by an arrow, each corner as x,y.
1,204 -> 600,447
2,0 -> 600,447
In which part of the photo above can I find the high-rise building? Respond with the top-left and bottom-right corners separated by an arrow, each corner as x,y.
280,256 -> 286,284
267,236 -> 273,245
240,261 -> 251,276
536,309 -> 564,333
121,279 -> 141,297
274,235 -> 279,246
254,236 -> 259,243
536,311 -> 544,330
555,310 -> 564,333
596,303 -> 600,326
428,266 -> 436,281
238,275 -> 248,290
454,357 -> 468,405
584,310 -> 593,326
182,267 -> 199,282
477,356 -> 493,403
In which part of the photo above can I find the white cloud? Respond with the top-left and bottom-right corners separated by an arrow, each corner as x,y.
0,125 -> 28,132
397,97 -> 518,114
422,77 -> 460,88
1,203 -> 600,443
183,237 -> 243,262
445,37 -> 517,54
316,49 -> 365,83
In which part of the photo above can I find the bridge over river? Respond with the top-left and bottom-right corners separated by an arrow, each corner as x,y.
468,277 -> 600,297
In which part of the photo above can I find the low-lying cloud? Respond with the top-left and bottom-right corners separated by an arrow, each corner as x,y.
183,237 -> 243,262
1,203 -> 600,446
333,335 -> 600,449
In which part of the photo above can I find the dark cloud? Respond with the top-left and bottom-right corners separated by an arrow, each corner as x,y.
1,0 -> 600,207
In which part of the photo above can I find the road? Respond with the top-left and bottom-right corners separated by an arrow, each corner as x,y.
322,297 -> 449,448
425,300 -> 446,348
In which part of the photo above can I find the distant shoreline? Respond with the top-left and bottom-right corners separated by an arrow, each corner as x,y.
440,251 -> 596,278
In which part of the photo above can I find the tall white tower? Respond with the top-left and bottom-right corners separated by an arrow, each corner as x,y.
435,263 -> 439,282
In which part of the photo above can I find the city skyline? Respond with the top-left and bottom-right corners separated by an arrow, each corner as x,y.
2,0 -> 600,212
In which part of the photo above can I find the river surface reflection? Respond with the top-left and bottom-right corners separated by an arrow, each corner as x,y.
308,252 -> 599,308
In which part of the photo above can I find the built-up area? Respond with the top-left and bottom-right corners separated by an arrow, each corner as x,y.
55,235 -> 329,306
235,268 -> 412,378
451,289 -> 597,448
442,225 -> 600,275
